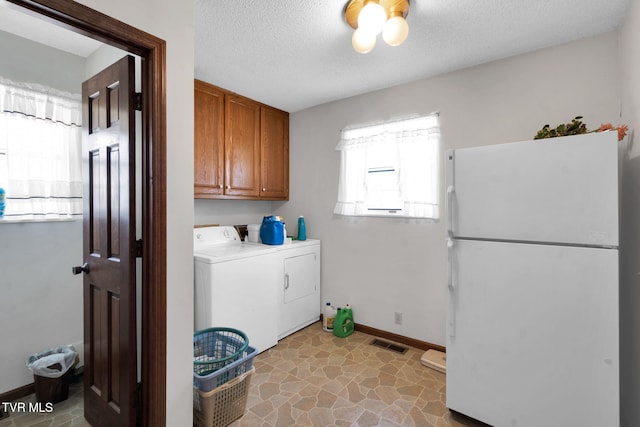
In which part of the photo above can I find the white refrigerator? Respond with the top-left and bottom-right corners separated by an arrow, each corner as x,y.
445,131 -> 619,427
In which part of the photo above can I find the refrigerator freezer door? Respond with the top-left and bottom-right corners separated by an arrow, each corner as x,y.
447,132 -> 618,247
446,239 -> 619,427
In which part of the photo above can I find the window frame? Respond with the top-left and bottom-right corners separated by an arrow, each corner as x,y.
334,114 -> 441,220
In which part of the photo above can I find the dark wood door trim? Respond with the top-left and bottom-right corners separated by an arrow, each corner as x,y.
5,1 -> 167,426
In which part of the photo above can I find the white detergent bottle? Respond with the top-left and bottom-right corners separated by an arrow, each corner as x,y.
323,302 -> 336,332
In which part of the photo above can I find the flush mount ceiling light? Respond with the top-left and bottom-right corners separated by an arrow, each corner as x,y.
345,0 -> 410,54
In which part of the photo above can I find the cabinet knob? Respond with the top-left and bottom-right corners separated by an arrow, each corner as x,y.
226,185 -> 230,190
262,188 -> 266,192
219,184 -> 223,189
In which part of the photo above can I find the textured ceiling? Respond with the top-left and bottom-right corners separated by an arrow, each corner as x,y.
0,0 -> 630,113
195,0 -> 630,113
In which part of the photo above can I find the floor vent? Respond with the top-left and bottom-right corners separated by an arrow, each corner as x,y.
370,339 -> 408,354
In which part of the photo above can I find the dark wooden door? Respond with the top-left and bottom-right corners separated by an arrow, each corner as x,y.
81,55 -> 136,426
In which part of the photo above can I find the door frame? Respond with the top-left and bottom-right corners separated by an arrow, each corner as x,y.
6,0 -> 167,425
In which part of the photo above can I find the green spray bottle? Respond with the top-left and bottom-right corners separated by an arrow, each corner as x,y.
333,304 -> 354,338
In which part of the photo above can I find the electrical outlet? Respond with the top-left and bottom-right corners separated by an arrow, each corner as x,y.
394,312 -> 403,325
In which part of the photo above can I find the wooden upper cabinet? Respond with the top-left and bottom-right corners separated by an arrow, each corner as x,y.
194,79 -> 289,200
261,106 -> 289,199
194,80 -> 224,197
225,94 -> 261,197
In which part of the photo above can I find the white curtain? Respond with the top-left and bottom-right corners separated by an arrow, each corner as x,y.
0,76 -> 82,220
334,114 -> 440,219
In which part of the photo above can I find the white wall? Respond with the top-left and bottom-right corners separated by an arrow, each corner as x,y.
195,199 -> 274,227
0,220 -> 83,392
0,32 -> 85,393
85,44 -> 129,78
276,32 -> 621,347
0,30 -> 85,92
619,0 -> 640,424
75,1 -> 196,426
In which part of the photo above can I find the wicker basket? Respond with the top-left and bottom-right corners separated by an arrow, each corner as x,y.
193,368 -> 254,427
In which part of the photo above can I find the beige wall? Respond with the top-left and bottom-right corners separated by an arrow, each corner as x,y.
278,31 -> 620,347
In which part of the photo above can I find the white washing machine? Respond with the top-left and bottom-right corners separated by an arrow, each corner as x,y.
194,226 -> 279,353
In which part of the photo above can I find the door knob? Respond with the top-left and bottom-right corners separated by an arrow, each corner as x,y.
72,263 -> 90,275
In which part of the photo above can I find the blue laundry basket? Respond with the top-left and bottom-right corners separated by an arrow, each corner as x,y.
193,327 -> 248,377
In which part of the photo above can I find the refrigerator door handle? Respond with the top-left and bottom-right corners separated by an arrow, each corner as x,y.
447,185 -> 455,238
447,238 -> 455,337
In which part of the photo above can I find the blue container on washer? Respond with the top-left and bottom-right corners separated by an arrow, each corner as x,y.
0,188 -> 5,218
297,216 -> 307,241
259,215 -> 284,245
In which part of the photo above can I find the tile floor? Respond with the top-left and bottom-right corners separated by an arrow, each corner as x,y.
1,322 -> 487,426
0,377 -> 89,427
231,322 -> 486,427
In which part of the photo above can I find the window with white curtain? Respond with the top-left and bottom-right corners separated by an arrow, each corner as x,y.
0,76 -> 82,220
334,114 -> 440,219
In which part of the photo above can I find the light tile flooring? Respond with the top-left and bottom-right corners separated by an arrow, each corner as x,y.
231,322 -> 486,427
2,322 -> 487,426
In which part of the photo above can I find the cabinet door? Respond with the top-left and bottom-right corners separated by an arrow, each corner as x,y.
225,95 -> 260,197
194,80 -> 224,197
260,107 -> 289,199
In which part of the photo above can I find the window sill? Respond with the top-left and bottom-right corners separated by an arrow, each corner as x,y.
0,217 -> 81,224
335,213 -> 439,222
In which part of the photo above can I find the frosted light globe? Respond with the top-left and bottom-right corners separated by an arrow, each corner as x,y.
358,1 -> 386,35
382,16 -> 409,46
352,28 -> 376,54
